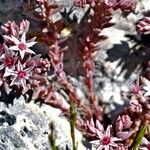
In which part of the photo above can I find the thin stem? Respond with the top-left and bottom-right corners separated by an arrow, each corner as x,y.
132,122 -> 147,150
70,97 -> 78,150
49,123 -> 59,150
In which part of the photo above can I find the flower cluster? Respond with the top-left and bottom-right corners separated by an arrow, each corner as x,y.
128,77 -> 150,112
74,0 -> 137,11
85,77 -> 150,149
0,20 -> 44,91
85,119 -> 122,150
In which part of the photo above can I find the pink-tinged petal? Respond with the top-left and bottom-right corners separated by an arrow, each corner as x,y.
10,36 -> 20,44
139,147 -> 148,150
109,142 -> 118,147
27,37 -> 36,42
91,124 -> 120,150
17,61 -> 24,71
9,45 -> 20,51
90,140 -> 100,144
26,41 -> 37,47
96,130 -> 103,139
24,65 -> 34,74
10,75 -> 18,86
3,35 -> 13,42
19,50 -> 26,59
20,79 -> 26,89
142,77 -> 150,88
26,48 -> 35,54
117,131 -> 133,140
97,145 -> 103,150
144,91 -> 150,97
96,120 -> 104,132
19,20 -> 30,34
0,64 -> 5,70
89,118 -> 95,127
116,116 -> 123,132
105,125 -> 111,137
123,115 -> 133,129
87,119 -> 96,133
88,126 -> 96,133
111,137 -> 122,142
26,55 -> 41,67
104,145 -> 109,150
0,55 -> 5,61
141,137 -> 149,145
21,32 -> 26,43
3,67 -> 16,77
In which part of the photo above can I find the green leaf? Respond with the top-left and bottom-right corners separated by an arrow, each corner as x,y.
132,123 -> 147,150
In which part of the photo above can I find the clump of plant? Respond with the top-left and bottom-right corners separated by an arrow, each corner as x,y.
1,0 -> 150,150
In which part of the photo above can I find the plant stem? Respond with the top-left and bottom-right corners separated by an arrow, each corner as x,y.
132,122 -> 147,150
70,98 -> 77,150
49,123 -> 59,150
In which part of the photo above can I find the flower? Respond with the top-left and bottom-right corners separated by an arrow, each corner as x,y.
115,115 -> 132,132
142,77 -> 150,97
140,137 -> 150,150
117,0 -> 137,12
128,80 -> 142,96
116,131 -> 134,140
86,118 -> 97,134
90,124 -> 121,150
4,61 -> 34,89
2,20 -> 30,37
6,32 -> 36,59
1,21 -> 19,37
0,46 -> 18,70
26,55 -> 41,68
19,20 -> 30,35
129,99 -> 142,113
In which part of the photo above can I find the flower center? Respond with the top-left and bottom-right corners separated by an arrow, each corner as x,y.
102,136 -> 111,145
147,144 -> 150,150
130,85 -> 141,95
18,71 -> 26,79
5,57 -> 14,66
18,43 -> 27,50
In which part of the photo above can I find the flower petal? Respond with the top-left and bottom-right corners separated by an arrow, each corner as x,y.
26,41 -> 37,47
105,125 -> 111,137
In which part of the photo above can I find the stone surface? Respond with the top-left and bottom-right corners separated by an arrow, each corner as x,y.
0,96 -> 84,150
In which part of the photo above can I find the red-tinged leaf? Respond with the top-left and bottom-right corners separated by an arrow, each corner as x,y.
52,6 -> 63,15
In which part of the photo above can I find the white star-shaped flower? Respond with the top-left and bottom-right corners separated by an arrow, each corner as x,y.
90,123 -> 121,150
4,61 -> 34,89
6,32 -> 36,59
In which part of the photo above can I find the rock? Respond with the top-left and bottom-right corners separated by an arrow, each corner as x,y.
0,96 -> 84,150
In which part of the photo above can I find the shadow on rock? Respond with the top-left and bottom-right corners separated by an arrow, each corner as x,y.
106,40 -> 150,78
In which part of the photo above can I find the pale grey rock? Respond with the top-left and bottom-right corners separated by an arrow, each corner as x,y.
0,96 -> 74,150
0,93 -> 85,150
